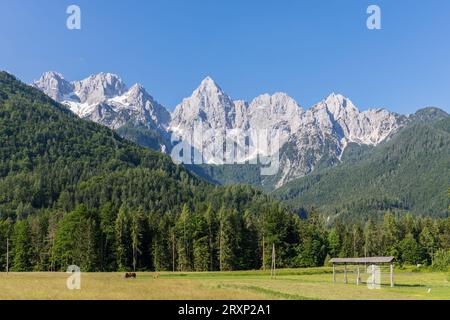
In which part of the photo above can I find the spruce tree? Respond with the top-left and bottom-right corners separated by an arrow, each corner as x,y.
115,206 -> 131,271
12,219 -> 31,271
176,204 -> 192,271
131,208 -> 144,271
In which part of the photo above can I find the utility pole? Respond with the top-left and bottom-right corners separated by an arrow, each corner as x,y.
51,236 -> 55,272
172,232 -> 175,272
364,247 -> 367,268
6,237 -> 9,274
262,235 -> 265,271
219,219 -> 223,271
209,228 -> 213,272
271,243 -> 276,279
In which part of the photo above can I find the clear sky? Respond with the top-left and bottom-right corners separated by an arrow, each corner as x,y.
1,0 -> 449,113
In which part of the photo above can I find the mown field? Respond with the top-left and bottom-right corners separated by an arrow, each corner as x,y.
0,267 -> 449,300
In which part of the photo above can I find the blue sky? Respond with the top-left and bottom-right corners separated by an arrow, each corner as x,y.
1,0 -> 449,113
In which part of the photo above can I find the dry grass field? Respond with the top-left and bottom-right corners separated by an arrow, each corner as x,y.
0,268 -> 449,300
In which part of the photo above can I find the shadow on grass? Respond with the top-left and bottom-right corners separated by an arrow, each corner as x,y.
136,269 -> 333,279
350,281 -> 427,288
220,284 -> 318,300
387,283 -> 427,288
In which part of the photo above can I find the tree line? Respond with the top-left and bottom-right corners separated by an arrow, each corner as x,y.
1,206 -> 449,272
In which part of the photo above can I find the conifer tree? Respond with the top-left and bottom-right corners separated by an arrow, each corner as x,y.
12,219 -> 31,271
115,206 -> 131,271
176,204 -> 192,271
131,208 -> 144,271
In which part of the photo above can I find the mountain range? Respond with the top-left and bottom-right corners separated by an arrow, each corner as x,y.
274,107 -> 450,220
33,71 -> 414,189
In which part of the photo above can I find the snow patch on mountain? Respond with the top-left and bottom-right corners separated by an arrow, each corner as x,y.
33,72 -> 170,132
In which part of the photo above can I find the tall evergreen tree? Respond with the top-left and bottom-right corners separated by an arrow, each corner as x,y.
419,226 -> 437,264
398,233 -> 422,264
364,217 -> 379,257
327,228 -> 340,258
131,208 -> 144,271
0,219 -> 13,271
53,205 -> 98,271
152,212 -> 173,271
176,204 -> 193,271
192,211 -> 209,271
99,203 -> 117,271
12,219 -> 31,271
115,206 -> 131,271
351,224 -> 364,257
218,206 -> 237,271
204,204 -> 217,271
296,210 -> 327,267
381,212 -> 400,256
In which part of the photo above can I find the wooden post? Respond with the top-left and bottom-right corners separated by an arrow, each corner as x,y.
172,233 -> 175,272
273,244 -> 276,278
332,263 -> 336,283
344,264 -> 348,284
51,236 -> 55,272
356,265 -> 361,285
390,263 -> 394,287
262,235 -> 265,271
270,243 -> 272,278
219,221 -> 223,271
209,227 -> 213,272
6,237 -> 9,274
271,244 -> 276,279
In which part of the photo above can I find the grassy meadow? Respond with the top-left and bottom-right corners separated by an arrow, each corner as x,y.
0,267 -> 449,300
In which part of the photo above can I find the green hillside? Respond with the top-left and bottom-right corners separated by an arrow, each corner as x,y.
186,163 -> 264,187
116,123 -> 169,152
0,72 -> 301,272
274,111 -> 450,220
0,72 -> 207,218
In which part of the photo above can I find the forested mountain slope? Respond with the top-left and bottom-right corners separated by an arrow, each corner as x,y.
274,110 -> 450,220
0,71 -> 206,217
0,72 -> 300,271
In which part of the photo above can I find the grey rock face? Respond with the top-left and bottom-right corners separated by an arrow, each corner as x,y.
168,79 -> 406,187
170,77 -> 236,132
33,72 -> 171,133
33,71 -> 74,101
72,72 -> 127,105
34,72 -> 407,188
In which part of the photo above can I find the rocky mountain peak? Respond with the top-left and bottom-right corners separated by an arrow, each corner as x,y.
129,83 -> 145,92
251,92 -> 303,114
33,71 -> 73,101
322,93 -> 358,117
116,83 -> 171,128
41,71 -> 65,81
73,72 -> 127,105
33,71 -> 170,132
191,77 -> 231,106
126,83 -> 149,100
171,77 -> 236,135
196,76 -> 219,92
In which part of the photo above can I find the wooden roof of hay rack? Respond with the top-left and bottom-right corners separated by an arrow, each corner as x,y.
329,256 -> 394,264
